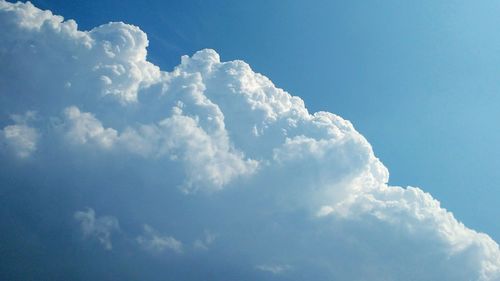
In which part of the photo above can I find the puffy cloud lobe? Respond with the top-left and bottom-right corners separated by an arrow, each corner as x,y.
61,104 -> 258,191
0,0 -> 161,113
74,208 -> 119,250
1,111 -> 38,158
1,1 -> 500,280
322,186 -> 500,280
0,0 -> 257,190
119,103 -> 259,192
2,123 -> 38,158
63,106 -> 118,149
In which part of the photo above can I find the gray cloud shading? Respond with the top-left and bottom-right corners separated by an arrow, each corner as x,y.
193,230 -> 217,250
1,1 -> 499,280
74,208 -> 119,250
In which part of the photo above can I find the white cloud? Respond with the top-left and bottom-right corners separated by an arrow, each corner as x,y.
60,104 -> 258,191
320,186 -> 500,280
136,224 -> 183,254
1,111 -> 38,158
74,208 -> 119,250
2,124 -> 38,158
63,106 -> 118,149
0,6 -> 261,188
0,1 -> 161,105
1,1 -> 500,280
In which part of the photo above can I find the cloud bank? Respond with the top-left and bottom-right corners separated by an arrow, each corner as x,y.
0,1 -> 499,280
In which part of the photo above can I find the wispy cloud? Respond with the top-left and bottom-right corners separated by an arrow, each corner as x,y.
74,208 -> 119,250
256,264 -> 291,275
136,224 -> 183,254
193,229 -> 217,250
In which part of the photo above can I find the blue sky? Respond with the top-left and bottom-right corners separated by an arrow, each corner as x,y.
31,0 -> 500,240
2,1 -> 500,280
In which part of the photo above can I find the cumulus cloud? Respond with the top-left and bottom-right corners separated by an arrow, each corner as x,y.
0,111 -> 38,158
1,1 -> 500,280
136,224 -> 183,254
63,106 -> 118,149
74,208 -> 119,250
2,125 -> 38,159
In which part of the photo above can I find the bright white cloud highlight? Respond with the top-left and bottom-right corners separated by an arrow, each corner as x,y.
1,1 -> 500,280
63,106 -> 118,149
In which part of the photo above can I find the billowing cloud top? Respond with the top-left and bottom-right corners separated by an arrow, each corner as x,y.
0,1 -> 499,280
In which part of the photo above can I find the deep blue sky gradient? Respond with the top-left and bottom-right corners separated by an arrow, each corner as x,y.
29,0 -> 500,241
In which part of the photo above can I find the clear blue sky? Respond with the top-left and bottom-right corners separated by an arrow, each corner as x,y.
32,0 -> 500,240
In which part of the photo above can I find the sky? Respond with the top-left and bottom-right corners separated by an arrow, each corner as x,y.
27,0 -> 500,240
1,1 -> 500,280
